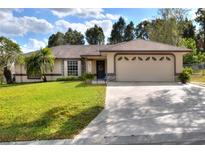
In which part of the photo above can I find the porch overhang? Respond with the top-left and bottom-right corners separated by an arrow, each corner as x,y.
80,55 -> 106,60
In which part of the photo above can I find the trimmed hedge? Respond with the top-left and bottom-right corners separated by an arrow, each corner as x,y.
56,76 -> 82,81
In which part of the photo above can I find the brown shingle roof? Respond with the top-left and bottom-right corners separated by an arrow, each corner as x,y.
50,44 -> 111,58
25,39 -> 191,58
100,39 -> 192,52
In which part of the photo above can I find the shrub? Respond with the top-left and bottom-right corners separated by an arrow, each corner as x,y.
82,73 -> 95,80
82,73 -> 95,83
183,67 -> 193,75
178,67 -> 193,84
56,76 -> 82,81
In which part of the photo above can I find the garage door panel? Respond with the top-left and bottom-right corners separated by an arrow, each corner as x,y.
116,55 -> 174,81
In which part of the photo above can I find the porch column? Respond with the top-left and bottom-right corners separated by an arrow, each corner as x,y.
86,60 -> 92,73
64,60 -> 67,76
78,60 -> 81,76
106,52 -> 116,81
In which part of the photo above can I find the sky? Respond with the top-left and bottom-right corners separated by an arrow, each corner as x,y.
0,8 -> 198,53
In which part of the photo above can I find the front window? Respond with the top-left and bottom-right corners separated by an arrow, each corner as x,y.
67,60 -> 78,76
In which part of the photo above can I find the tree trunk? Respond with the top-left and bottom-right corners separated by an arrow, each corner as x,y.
3,67 -> 13,84
42,74 -> 47,82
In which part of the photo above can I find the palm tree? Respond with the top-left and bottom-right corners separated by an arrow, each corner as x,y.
25,48 -> 54,82
0,36 -> 22,84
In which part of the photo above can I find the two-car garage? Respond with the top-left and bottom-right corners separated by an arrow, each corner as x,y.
115,54 -> 175,82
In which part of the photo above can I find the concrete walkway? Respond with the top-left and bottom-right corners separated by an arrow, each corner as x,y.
73,82 -> 205,144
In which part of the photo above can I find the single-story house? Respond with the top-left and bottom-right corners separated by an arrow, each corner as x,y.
14,39 -> 191,83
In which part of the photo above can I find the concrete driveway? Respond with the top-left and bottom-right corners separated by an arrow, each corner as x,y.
74,82 -> 205,144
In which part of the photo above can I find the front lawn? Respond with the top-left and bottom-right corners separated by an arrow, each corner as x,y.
0,81 -> 105,142
191,75 -> 205,83
191,69 -> 205,83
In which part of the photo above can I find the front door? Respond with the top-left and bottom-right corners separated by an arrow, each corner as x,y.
96,60 -> 105,79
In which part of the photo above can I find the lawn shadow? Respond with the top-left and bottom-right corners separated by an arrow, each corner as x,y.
0,105 -> 104,142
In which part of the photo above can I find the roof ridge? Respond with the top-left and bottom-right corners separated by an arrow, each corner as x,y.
138,39 -> 189,49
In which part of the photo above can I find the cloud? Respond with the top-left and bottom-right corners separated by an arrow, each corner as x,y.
50,8 -> 120,20
21,38 -> 47,53
55,19 -> 113,43
50,8 -> 104,18
85,20 -> 113,38
105,13 -> 120,20
0,9 -> 53,36
55,20 -> 87,34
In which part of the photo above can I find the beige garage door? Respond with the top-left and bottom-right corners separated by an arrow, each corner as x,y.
116,54 -> 175,81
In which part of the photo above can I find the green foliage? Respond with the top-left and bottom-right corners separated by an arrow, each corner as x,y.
25,48 -> 54,82
64,28 -> 85,45
195,8 -> 205,50
48,32 -> 66,47
148,18 -> 180,46
178,38 -> 197,50
85,25 -> 105,45
48,29 -> 85,47
109,17 -> 126,44
124,21 -> 135,41
180,18 -> 196,39
178,38 -> 205,64
143,9 -> 192,46
178,67 -> 193,84
0,36 -> 22,84
25,53 -> 41,77
183,67 -> 193,75
135,20 -> 150,40
82,73 -> 95,80
56,76 -> 82,81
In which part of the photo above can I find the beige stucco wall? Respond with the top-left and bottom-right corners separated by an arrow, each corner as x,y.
14,59 -> 83,83
15,59 -> 63,83
106,52 -> 115,74
173,52 -> 185,74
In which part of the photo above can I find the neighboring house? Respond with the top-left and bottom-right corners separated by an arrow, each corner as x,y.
14,39 -> 191,83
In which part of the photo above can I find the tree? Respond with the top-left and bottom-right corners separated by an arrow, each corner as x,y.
178,38 -> 205,64
109,17 -> 126,44
147,18 -> 180,45
135,20 -> 150,40
25,48 -> 54,82
48,32 -> 65,47
158,8 -> 189,21
180,18 -> 195,39
147,9 -> 190,46
124,21 -> 135,41
0,36 -> 22,84
195,8 -> 205,50
64,28 -> 85,45
85,25 -> 105,45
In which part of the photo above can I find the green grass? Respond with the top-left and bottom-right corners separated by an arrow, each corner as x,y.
0,81 -> 105,142
191,75 -> 205,83
191,69 -> 205,83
